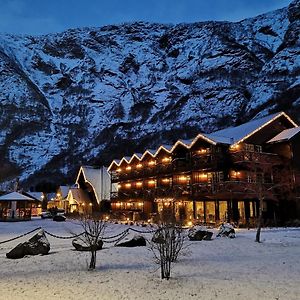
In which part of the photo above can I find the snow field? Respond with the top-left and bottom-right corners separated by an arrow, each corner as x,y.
0,219 -> 299,300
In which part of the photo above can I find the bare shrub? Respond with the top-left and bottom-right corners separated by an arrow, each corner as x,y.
149,223 -> 186,280
77,212 -> 106,270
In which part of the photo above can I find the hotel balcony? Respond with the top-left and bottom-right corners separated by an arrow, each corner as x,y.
230,144 -> 282,166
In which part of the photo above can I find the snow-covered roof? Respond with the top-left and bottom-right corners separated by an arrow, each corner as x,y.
0,192 -> 35,201
26,192 -> 43,201
267,127 -> 300,144
76,166 -> 110,204
67,188 -> 90,205
210,112 -> 297,145
58,186 -> 69,199
108,112 -> 298,171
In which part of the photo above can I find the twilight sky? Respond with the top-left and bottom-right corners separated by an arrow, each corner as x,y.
0,0 -> 292,35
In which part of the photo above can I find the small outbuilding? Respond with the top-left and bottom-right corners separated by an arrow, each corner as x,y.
0,192 -> 35,221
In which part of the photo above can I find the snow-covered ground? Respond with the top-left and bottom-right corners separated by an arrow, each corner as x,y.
0,218 -> 299,300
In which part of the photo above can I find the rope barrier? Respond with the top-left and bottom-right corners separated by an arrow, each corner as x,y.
102,229 -> 130,240
103,229 -> 130,244
128,227 -> 157,234
44,230 -> 85,240
0,227 -> 42,245
0,224 -> 185,246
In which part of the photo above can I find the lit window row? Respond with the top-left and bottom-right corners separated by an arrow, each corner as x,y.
115,157 -> 172,173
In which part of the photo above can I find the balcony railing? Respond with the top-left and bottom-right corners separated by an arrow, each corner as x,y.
112,179 -> 281,201
230,150 -> 281,166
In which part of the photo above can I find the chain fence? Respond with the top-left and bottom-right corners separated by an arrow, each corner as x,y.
0,225 -> 159,246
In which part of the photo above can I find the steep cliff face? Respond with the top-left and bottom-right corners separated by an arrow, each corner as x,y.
0,1 -> 299,188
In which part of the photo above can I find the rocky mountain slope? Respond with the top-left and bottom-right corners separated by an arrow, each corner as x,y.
0,0 -> 299,188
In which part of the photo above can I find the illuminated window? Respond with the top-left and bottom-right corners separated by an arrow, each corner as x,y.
162,157 -> 171,163
136,182 -> 143,188
148,160 -> 156,166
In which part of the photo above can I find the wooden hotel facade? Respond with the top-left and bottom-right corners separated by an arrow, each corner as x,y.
108,112 -> 300,226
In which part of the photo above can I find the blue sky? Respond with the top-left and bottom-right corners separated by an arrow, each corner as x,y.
0,0 -> 292,35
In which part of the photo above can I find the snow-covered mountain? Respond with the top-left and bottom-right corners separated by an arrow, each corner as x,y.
0,0 -> 300,188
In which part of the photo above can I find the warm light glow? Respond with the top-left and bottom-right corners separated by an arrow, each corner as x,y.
230,144 -> 240,151
178,202 -> 183,206
162,178 -> 170,183
148,160 -> 156,166
138,202 -> 143,207
116,202 -> 121,207
148,180 -> 156,185
127,203 -> 131,207
89,203 -> 93,206
126,217 -> 130,221
187,221 -> 193,227
116,168 -> 122,172
162,157 -> 171,163
200,173 -> 207,178
125,183 -> 131,188
197,148 -> 207,154
136,182 -> 143,187
56,193 -> 61,197
136,163 -> 143,169
41,195 -> 44,199
82,203 -> 85,206
147,219 -> 151,223
105,216 -> 109,220
179,176 -> 187,181
126,166 -> 132,171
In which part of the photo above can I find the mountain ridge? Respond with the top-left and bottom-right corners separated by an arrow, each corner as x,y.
0,0 -> 299,189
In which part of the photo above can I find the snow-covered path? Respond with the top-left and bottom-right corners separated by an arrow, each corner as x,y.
0,219 -> 299,300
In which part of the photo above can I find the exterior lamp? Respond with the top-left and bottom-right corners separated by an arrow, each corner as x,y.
125,166 -> 132,171
148,160 -> 156,166
162,157 -> 171,163
136,163 -> 143,169
136,182 -> 143,188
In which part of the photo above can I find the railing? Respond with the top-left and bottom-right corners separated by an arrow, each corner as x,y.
230,150 -> 281,165
111,179 -> 282,201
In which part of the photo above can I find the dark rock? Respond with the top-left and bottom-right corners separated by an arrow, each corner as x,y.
6,230 -> 50,259
116,235 -> 146,247
217,223 -> 236,238
53,215 -> 66,222
6,243 -> 26,259
72,239 -> 103,251
188,230 -> 213,241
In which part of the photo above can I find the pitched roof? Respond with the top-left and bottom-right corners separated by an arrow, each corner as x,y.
58,186 -> 69,199
76,166 -> 110,203
210,113 -> 288,145
67,188 -> 90,205
26,192 -> 43,201
0,192 -> 35,201
108,112 -> 298,171
267,127 -> 300,144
